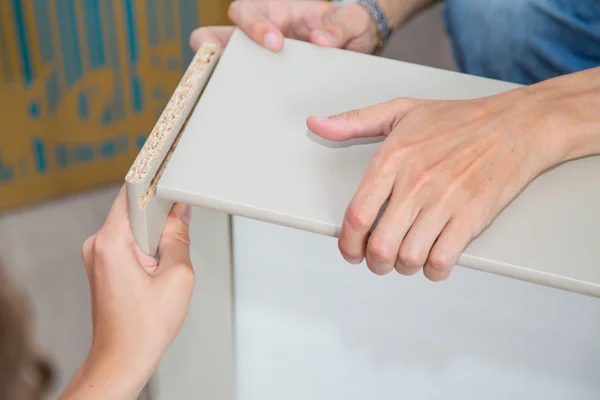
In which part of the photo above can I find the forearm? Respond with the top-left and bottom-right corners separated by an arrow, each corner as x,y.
525,67 -> 600,165
60,353 -> 152,400
377,0 -> 441,27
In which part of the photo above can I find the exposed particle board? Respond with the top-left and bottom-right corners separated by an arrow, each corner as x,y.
125,43 -> 220,255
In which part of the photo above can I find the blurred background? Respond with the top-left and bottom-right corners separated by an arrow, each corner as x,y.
0,1 -> 454,398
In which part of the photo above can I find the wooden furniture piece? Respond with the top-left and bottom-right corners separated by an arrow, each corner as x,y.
128,28 -> 600,298
125,29 -> 600,399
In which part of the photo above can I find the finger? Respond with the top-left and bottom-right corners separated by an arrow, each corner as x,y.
81,235 -> 95,273
228,1 -> 284,52
307,98 -> 423,142
99,185 -> 159,270
81,235 -> 97,324
157,203 -> 193,271
309,3 -> 370,48
397,205 -> 451,274
93,226 -> 140,263
423,217 -> 472,282
365,188 -> 420,275
101,185 -> 131,241
190,26 -> 234,51
94,185 -> 144,269
339,146 -> 397,264
134,244 -> 159,272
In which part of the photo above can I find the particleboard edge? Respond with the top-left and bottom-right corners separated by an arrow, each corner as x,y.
125,43 -> 221,255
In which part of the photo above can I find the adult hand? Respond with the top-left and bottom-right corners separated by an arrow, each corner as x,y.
307,71 -> 600,281
190,0 -> 379,54
61,186 -> 194,399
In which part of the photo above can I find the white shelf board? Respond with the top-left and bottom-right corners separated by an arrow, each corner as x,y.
158,29 -> 600,297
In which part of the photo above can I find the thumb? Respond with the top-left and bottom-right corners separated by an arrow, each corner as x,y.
307,98 -> 423,142
157,203 -> 192,270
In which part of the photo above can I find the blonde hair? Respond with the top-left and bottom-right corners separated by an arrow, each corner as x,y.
0,263 -> 53,399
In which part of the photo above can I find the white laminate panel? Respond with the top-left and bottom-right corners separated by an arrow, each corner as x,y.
232,216 -> 600,400
158,29 -> 600,296
152,208 -> 235,400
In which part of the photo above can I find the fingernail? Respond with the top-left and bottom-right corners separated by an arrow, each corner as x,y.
179,204 -> 192,226
345,256 -> 363,265
190,36 -> 199,51
314,30 -> 337,46
264,32 -> 280,51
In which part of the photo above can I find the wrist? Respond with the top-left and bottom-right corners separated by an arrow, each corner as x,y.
60,351 -> 152,400
346,0 -> 439,54
523,73 -> 600,167
552,96 -> 600,164
352,0 -> 392,54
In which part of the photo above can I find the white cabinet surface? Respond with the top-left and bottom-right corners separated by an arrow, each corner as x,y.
149,29 -> 600,399
158,29 -> 600,297
233,216 -> 600,400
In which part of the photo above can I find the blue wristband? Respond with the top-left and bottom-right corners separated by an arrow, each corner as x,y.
357,0 -> 393,45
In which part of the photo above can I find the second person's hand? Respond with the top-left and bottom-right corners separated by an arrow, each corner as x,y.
190,0 -> 379,53
60,186 -> 195,399
307,68 -> 600,281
